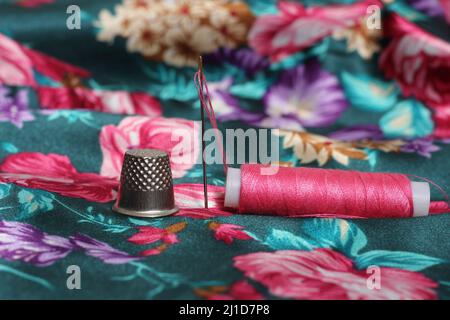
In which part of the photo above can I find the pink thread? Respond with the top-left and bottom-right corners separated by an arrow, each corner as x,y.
194,68 -> 227,174
429,201 -> 450,214
238,164 -> 414,218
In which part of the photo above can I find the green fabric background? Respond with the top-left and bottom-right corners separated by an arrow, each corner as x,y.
0,0 -> 449,299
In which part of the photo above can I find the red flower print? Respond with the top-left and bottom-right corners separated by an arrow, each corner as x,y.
37,87 -> 162,116
38,87 -> 101,111
432,106 -> 450,138
100,116 -> 199,179
0,152 -> 117,202
443,0 -> 450,23
248,0 -> 382,61
21,46 -> 90,82
128,222 -> 186,256
208,222 -> 252,245
100,91 -> 161,116
380,14 -> 450,109
140,244 -> 169,256
16,0 -> 54,8
196,280 -> 264,300
128,226 -> 179,245
173,183 -> 231,219
234,248 -> 438,300
0,32 -> 90,86
0,33 -> 35,86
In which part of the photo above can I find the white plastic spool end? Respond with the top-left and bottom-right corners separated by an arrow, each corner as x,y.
411,181 -> 430,217
224,167 -> 241,208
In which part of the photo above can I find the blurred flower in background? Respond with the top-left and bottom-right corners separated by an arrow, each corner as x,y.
95,0 -> 254,67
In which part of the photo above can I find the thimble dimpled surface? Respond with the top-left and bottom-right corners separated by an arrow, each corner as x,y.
113,149 -> 178,218
122,149 -> 172,192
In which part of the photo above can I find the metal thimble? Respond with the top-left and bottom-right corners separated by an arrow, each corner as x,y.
113,149 -> 178,218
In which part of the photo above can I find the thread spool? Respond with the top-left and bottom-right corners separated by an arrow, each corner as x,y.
224,164 -> 431,218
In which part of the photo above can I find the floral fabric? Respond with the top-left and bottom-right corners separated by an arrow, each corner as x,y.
0,0 -> 449,300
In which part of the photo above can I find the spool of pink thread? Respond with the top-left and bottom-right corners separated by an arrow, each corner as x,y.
224,164 -> 432,218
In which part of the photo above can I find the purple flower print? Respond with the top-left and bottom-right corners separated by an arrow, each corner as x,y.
0,221 -> 138,266
408,0 -> 445,17
70,234 -> 138,264
208,77 -> 240,121
209,77 -> 263,123
400,138 -> 440,158
329,125 -> 384,141
251,115 -> 304,131
205,48 -> 269,76
264,61 -> 348,128
0,87 -> 34,128
0,86 -> 8,101
0,220 -> 73,266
